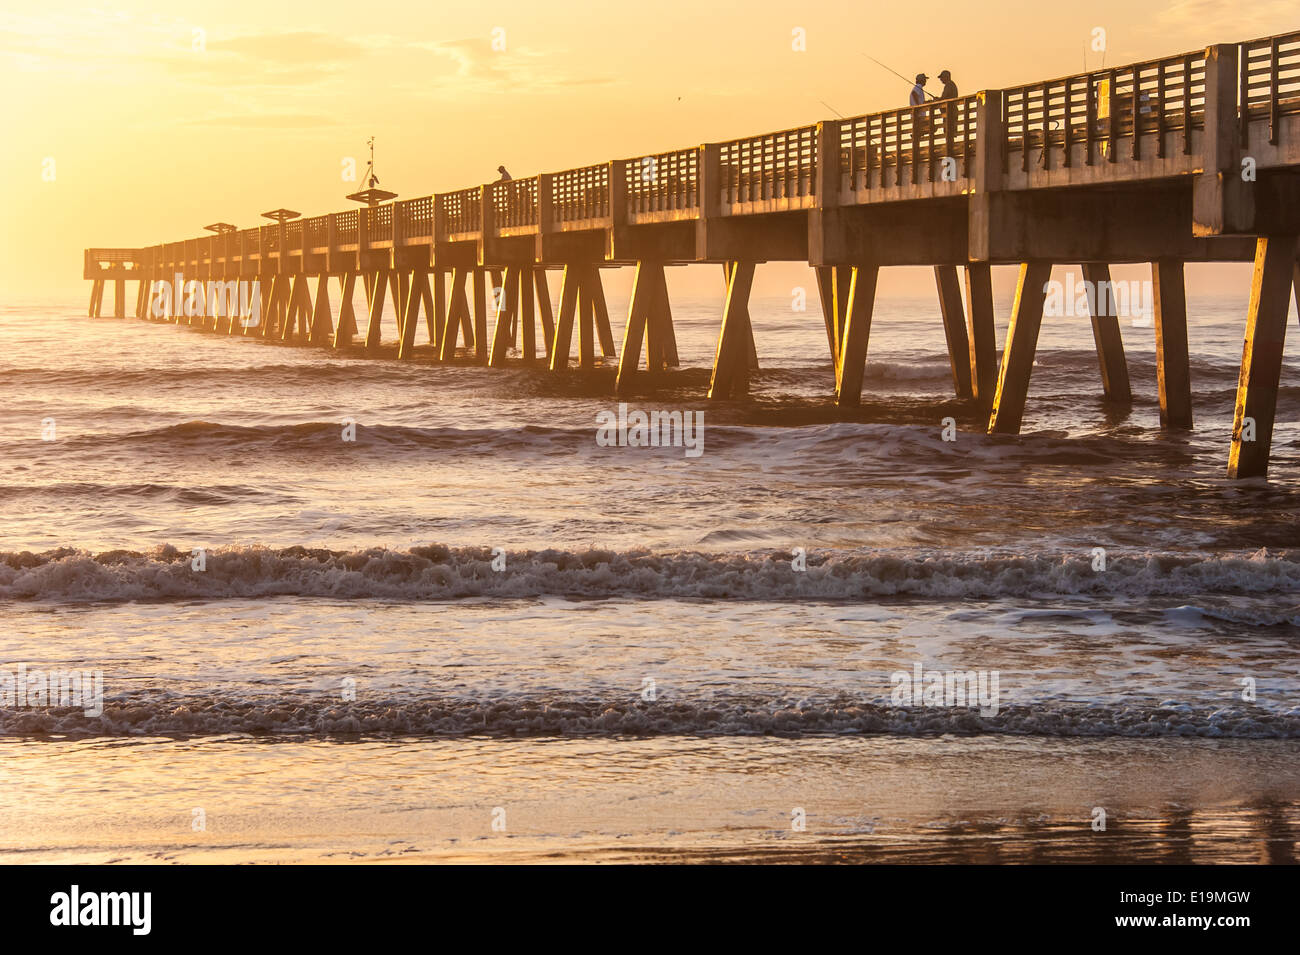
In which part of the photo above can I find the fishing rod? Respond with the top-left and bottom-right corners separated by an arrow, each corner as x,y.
861,53 -> 940,100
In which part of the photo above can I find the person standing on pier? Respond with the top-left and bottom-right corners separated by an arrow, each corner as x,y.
937,69 -> 958,100
496,165 -> 512,182
909,73 -> 928,107
937,70 -> 959,140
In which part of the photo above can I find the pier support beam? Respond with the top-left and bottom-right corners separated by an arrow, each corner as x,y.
113,278 -> 125,318
709,261 -> 757,400
428,269 -> 444,350
1081,264 -> 1132,403
364,269 -> 389,351
398,270 -> 429,359
519,262 -> 537,363
965,263 -> 998,409
1152,259 -> 1193,430
988,261 -> 1053,434
591,267 -> 615,359
578,267 -> 597,371
834,264 -> 880,407
1228,236 -> 1299,479
815,267 -> 839,367
614,262 -> 676,393
438,269 -> 472,361
310,275 -> 333,346
534,268 -> 554,361
333,273 -> 357,347
615,261 -> 670,395
473,269 -> 488,364
549,266 -> 578,371
721,264 -> 759,372
489,266 -> 519,366
547,265 -> 607,371
935,265 -> 973,399
649,266 -> 678,371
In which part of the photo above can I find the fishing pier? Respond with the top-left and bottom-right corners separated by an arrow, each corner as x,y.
84,31 -> 1300,477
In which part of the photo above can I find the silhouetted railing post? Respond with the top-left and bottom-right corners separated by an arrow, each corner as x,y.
326,214 -> 337,273
537,174 -> 554,235
974,90 -> 1005,194
608,160 -> 628,227
969,90 -> 1005,263
698,143 -> 721,218
478,185 -> 494,267
815,120 -> 842,208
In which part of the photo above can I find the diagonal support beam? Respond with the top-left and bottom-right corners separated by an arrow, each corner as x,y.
987,261 -> 1053,434
1228,236 -> 1299,479
965,263 -> 998,409
835,264 -> 880,407
708,261 -> 756,400
935,265 -> 974,399
1082,264 -> 1132,403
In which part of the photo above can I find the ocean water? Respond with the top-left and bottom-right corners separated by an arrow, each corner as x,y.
2,277 -> 1299,863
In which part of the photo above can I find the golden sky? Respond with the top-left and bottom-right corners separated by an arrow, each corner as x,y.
2,0 -> 1297,300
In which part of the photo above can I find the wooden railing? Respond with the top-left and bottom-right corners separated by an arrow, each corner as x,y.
440,188 -> 481,236
627,147 -> 698,215
1241,29 -> 1300,146
335,209 -> 358,244
110,29 -> 1300,266
395,196 -> 433,243
841,95 -> 978,190
1004,47 -> 1208,170
719,124 -> 817,207
304,215 -> 328,250
553,163 -> 609,225
490,178 -> 538,230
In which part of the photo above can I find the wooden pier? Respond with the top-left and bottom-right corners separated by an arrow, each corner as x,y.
85,31 -> 1300,477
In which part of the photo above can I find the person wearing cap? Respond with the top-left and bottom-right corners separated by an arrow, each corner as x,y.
937,70 -> 959,141
909,73 -> 928,107
938,70 -> 958,100
496,165 -> 512,182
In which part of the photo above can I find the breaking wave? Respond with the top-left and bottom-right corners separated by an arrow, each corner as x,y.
4,693 -> 1297,739
1,543 -> 1298,604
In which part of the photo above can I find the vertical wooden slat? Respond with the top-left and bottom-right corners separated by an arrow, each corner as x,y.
1022,89 -> 1031,172
1269,37 -> 1281,145
1131,65 -> 1142,160
1085,77 -> 1097,166
1107,69 -> 1119,163
1156,61 -> 1167,158
1063,76 -> 1074,167
1239,46 -> 1251,148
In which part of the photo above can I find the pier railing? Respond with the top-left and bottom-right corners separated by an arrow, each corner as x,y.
1241,30 -> 1300,145
103,28 -> 1300,271
1003,48 -> 1208,172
